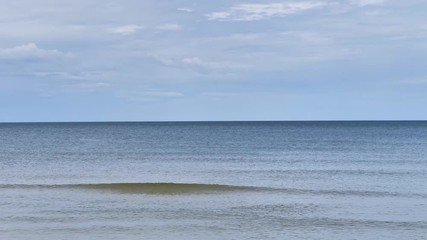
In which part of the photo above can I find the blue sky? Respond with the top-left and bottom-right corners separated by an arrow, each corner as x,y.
0,0 -> 426,121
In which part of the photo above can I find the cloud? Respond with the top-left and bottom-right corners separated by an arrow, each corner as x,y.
32,70 -> 113,80
57,82 -> 112,93
190,31 -> 353,68
351,0 -> 386,7
181,57 -> 204,65
150,55 -> 247,73
77,82 -> 111,89
117,90 -> 184,102
177,7 -> 193,13
207,2 -> 325,21
281,31 -> 333,45
363,10 -> 388,16
201,92 -> 239,97
156,24 -> 183,31
0,43 -> 73,60
142,91 -> 184,97
108,25 -> 143,35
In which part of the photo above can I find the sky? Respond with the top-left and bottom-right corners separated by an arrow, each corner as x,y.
0,0 -> 426,122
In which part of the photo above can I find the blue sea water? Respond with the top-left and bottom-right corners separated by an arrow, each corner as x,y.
0,121 -> 426,239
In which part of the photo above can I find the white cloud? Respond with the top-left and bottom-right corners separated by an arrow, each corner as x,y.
363,10 -> 388,16
0,43 -> 72,60
181,57 -> 203,65
150,55 -> 247,73
180,56 -> 248,72
156,24 -> 183,31
77,82 -> 111,90
177,7 -> 193,13
281,31 -> 333,45
117,90 -> 184,102
207,2 -> 325,21
142,91 -> 184,97
351,0 -> 386,7
108,25 -> 143,35
201,92 -> 239,97
32,70 -> 112,80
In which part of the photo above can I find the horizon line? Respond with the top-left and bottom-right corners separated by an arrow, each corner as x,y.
0,120 -> 426,124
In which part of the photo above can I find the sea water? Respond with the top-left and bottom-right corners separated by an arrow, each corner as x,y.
0,121 -> 426,239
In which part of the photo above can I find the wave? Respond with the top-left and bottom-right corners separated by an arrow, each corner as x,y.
1,183 -> 425,198
0,183 -> 261,195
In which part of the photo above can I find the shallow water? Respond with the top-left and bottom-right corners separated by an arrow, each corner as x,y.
1,121 -> 426,239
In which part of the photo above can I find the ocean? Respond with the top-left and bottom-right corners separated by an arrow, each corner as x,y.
0,121 -> 426,239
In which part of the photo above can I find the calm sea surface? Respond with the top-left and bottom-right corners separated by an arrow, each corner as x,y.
0,121 -> 426,239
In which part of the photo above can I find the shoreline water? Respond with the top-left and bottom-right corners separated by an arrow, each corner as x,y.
1,121 -> 426,239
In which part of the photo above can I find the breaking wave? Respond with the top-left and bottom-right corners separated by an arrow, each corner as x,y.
0,183 -> 261,195
1,183 -> 425,198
